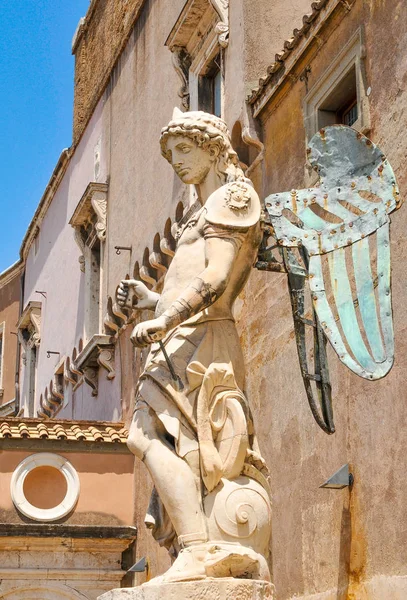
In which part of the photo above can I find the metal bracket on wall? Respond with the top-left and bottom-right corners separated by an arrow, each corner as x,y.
128,556 -> 151,581
283,247 -> 335,434
256,225 -> 335,434
114,246 -> 132,256
320,464 -> 354,489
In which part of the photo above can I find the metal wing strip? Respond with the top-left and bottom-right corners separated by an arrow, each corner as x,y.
352,238 -> 385,363
328,248 -> 378,373
309,254 -> 372,379
376,221 -> 394,361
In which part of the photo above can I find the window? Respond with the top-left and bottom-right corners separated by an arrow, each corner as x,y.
317,64 -> 358,129
303,30 -> 370,140
198,54 -> 222,116
166,0 -> 227,116
84,234 -> 101,341
69,182 -> 108,343
17,302 -> 41,416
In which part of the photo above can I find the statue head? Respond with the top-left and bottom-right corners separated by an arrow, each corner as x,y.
160,108 -> 246,186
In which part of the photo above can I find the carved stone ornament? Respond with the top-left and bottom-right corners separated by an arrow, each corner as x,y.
165,0 -> 230,109
69,182 -> 108,270
172,47 -> 192,110
210,0 -> 229,47
74,334 -> 116,396
17,301 -> 42,349
225,182 -> 251,211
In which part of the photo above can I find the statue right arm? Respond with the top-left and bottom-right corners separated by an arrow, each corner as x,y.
116,279 -> 160,310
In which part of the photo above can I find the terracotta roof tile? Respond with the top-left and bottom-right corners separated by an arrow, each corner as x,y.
247,0 -> 330,106
0,418 -> 128,445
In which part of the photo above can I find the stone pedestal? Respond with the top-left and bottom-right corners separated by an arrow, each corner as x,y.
98,579 -> 275,600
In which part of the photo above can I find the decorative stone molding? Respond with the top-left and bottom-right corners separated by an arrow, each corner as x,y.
74,334 -> 115,396
210,0 -> 229,47
17,302 -> 42,349
172,47 -> 192,110
10,453 -> 80,522
166,0 -> 229,110
70,182 -> 108,270
167,0 -> 229,54
0,398 -> 17,417
37,342 -> 85,419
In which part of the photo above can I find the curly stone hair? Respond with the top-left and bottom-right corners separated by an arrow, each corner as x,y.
160,110 -> 247,185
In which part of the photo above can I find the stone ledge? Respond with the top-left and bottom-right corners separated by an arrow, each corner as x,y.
98,578 -> 275,600
0,524 -> 137,539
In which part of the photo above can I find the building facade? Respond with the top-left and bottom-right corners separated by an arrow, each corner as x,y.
0,0 -> 406,598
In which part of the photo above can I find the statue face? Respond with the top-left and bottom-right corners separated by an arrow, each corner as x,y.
166,135 -> 215,185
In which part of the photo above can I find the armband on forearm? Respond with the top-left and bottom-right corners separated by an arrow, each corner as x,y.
161,277 -> 219,329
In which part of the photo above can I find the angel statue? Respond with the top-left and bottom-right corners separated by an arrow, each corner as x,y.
116,109 -> 272,586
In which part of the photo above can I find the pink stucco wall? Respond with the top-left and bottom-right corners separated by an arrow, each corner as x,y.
21,100 -> 121,421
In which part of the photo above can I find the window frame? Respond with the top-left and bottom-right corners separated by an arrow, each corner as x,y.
303,29 -> 370,141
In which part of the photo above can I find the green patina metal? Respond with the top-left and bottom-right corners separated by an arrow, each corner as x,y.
258,125 -> 402,433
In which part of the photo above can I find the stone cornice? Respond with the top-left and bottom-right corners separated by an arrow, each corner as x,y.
166,0 -> 229,52
74,334 -> 116,396
16,301 -> 42,348
0,523 -> 137,544
19,149 -> 71,262
0,260 -> 23,288
69,182 -> 109,242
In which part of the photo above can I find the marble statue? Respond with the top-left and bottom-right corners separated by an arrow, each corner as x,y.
115,109 -> 273,594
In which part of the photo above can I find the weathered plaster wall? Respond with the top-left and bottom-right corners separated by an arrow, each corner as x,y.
242,0 -> 407,597
72,0 -> 147,145
0,449 -> 134,526
0,271 -> 20,405
225,0 -> 312,135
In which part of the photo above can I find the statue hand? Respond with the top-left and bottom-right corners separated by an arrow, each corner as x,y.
130,316 -> 168,347
116,279 -> 159,310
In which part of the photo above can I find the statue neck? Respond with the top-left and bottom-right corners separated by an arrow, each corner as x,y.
195,167 -> 221,206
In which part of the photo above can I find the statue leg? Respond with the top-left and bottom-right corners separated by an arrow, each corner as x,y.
127,400 -> 207,546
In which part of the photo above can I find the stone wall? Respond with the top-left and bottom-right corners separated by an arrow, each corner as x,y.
242,0 -> 407,597
72,0 -> 146,145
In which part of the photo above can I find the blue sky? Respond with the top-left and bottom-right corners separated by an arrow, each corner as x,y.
0,1 -> 90,273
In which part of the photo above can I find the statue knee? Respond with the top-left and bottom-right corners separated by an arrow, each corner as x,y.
127,423 -> 150,460
127,403 -> 159,460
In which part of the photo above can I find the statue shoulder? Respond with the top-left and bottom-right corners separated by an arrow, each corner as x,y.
205,181 -> 261,229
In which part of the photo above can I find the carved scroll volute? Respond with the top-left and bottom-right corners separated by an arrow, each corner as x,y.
74,228 -> 86,272
97,348 -> 116,380
210,0 -> 229,47
172,47 -> 192,110
91,190 -> 107,241
83,367 -> 98,397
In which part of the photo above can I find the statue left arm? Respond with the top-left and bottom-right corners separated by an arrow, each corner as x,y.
130,231 -> 244,347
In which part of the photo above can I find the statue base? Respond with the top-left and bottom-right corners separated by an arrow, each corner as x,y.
98,578 -> 275,600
